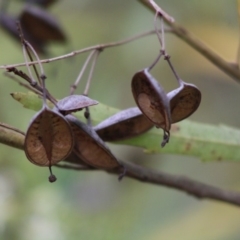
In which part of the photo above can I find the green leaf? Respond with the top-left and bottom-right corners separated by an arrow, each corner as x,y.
11,91 -> 240,161
10,92 -> 54,110
11,92 -> 119,125
119,122 -> 240,161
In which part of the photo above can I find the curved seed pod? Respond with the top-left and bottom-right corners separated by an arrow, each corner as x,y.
131,69 -> 171,146
0,13 -> 18,39
66,115 -> 120,169
56,95 -> 98,115
168,81 -> 201,123
20,4 -> 66,42
24,106 -> 74,168
0,13 -> 46,54
94,107 -> 153,141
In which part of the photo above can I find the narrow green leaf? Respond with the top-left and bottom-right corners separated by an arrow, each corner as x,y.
119,122 -> 240,161
10,92 -> 54,110
11,91 -> 240,161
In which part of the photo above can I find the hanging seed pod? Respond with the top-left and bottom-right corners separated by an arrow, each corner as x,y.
66,115 -> 120,169
164,57 -> 201,123
131,69 -> 171,146
20,4 -> 66,43
0,13 -> 46,54
20,26 -> 72,182
94,107 -> 153,141
56,95 -> 98,116
24,79 -> 73,182
24,106 -> 74,169
168,80 -> 201,123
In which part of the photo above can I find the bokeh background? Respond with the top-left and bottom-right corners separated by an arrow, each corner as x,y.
1,0 -> 240,239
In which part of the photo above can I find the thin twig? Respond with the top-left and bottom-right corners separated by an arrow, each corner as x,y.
21,38 -> 56,104
0,29 -> 169,69
0,123 -> 240,207
4,72 -> 43,96
7,67 -> 56,104
24,40 -> 45,80
154,12 -> 162,47
148,51 -> 163,70
83,50 -> 101,126
148,0 -> 174,22
160,16 -> 165,52
70,50 -> 96,95
22,43 -> 37,85
83,50 -> 101,96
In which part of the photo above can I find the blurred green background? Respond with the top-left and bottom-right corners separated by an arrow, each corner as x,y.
1,0 -> 240,239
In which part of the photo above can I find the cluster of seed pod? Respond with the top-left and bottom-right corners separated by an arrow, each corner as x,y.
13,28 -> 121,182
24,91 -> 122,182
10,6 -> 201,182
95,66 -> 201,147
95,13 -> 201,147
131,66 -> 201,146
22,54 -> 201,182
0,0 -> 66,54
129,12 -> 202,146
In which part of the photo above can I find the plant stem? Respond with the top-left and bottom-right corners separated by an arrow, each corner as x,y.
138,0 -> 240,82
1,122 -> 240,207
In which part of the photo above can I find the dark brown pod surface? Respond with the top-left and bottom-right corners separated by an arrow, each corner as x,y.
131,69 -> 171,131
168,83 -> 201,123
66,115 -> 120,169
0,14 -> 18,39
0,13 -> 46,54
64,151 -> 89,166
64,151 -> 92,167
20,4 -> 66,42
57,95 -> 98,115
94,107 -> 153,141
24,107 -> 73,166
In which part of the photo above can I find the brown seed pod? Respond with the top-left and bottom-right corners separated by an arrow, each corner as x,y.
24,106 -> 74,167
94,107 -> 153,141
20,4 -> 66,42
168,81 -> 201,123
131,69 -> 171,146
66,115 -> 120,169
0,13 -> 18,39
56,95 -> 98,115
0,13 -> 46,54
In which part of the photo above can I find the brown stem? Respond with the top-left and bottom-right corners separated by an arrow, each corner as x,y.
0,123 -> 25,150
1,122 -> 240,207
118,160 -> 240,207
138,0 -> 240,82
